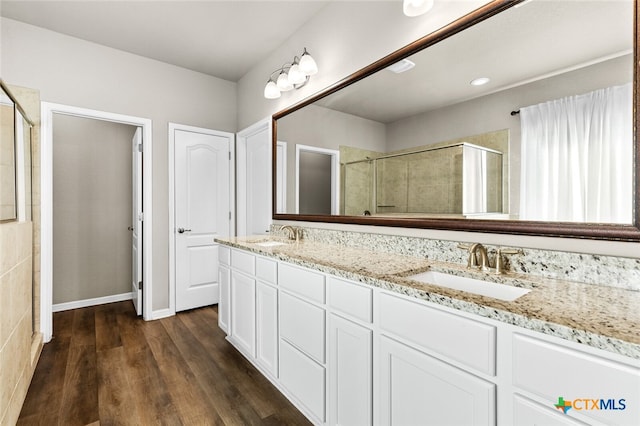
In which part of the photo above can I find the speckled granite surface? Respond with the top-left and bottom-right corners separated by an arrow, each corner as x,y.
217,236 -> 640,360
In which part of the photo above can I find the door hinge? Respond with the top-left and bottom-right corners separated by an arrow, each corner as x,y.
138,281 -> 143,290
229,211 -> 232,220
138,143 -> 143,152
138,212 -> 144,222
228,151 -> 231,160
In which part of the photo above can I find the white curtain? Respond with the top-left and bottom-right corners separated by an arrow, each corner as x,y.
519,83 -> 632,223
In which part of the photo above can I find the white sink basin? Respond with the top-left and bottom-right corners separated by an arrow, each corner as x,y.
407,270 -> 531,301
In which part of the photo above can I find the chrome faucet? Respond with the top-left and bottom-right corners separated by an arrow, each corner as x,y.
279,225 -> 302,242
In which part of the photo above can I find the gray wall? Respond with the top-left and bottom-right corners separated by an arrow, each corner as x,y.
52,114 -> 136,304
1,17 -> 237,312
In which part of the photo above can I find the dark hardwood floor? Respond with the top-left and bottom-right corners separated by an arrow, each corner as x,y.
17,302 -> 310,426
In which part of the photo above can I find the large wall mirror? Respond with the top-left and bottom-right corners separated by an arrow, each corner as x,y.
273,0 -> 639,241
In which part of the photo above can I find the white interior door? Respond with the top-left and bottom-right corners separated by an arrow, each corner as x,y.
175,128 -> 232,312
276,141 -> 287,214
237,119 -> 271,236
131,127 -> 143,315
245,127 -> 271,235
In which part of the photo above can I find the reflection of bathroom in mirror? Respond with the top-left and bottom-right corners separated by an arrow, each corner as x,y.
0,81 -> 34,223
275,0 -> 635,230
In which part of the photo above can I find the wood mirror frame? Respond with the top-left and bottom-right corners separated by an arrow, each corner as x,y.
272,0 -> 640,241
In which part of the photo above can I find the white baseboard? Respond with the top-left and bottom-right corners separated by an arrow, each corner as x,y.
52,292 -> 133,312
150,308 -> 174,320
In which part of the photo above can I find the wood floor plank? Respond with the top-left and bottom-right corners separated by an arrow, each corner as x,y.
95,303 -> 123,352
161,314 -> 264,425
142,319 -> 224,424
96,346 -> 142,426
58,344 -> 99,426
183,307 -> 307,422
70,307 -> 96,347
19,302 -> 308,425
189,306 -> 310,424
17,332 -> 70,420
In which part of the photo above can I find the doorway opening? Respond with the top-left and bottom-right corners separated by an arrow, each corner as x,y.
295,144 -> 340,215
41,103 -> 153,342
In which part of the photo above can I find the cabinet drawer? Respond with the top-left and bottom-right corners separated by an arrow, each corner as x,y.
513,333 -> 640,426
256,256 -> 277,285
280,339 -> 326,423
279,263 -> 325,303
280,291 -> 326,363
379,292 -> 496,375
219,245 -> 230,266
328,276 -> 372,323
513,394 -> 587,426
231,249 -> 255,275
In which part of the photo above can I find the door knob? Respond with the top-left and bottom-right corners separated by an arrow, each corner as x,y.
178,228 -> 192,233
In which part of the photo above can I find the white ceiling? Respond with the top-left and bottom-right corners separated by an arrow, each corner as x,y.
316,0 -> 634,123
0,0 -> 332,82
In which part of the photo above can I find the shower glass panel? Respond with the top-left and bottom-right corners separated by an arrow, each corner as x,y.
344,143 -> 503,217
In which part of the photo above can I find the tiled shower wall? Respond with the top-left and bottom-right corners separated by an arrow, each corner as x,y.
0,222 -> 35,425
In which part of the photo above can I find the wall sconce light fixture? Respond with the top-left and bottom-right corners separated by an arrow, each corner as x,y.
264,48 -> 318,99
403,0 -> 434,17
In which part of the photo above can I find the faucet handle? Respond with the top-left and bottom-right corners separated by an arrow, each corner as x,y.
494,247 -> 522,274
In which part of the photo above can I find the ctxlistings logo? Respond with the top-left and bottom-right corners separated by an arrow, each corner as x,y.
555,397 -> 572,414
554,396 -> 627,414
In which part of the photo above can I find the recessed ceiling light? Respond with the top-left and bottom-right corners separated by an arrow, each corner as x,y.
470,77 -> 490,86
386,59 -> 416,74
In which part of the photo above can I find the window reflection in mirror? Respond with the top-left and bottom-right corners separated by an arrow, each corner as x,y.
275,0 -> 634,226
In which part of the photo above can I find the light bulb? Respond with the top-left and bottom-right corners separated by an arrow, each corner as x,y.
276,71 -> 293,91
264,81 -> 281,99
403,0 -> 434,17
299,49 -> 318,76
288,63 -> 306,85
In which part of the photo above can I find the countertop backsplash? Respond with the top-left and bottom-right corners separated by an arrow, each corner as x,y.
270,225 -> 640,291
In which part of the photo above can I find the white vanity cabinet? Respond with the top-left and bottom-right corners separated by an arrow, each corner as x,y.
512,333 -> 640,426
222,248 -> 280,378
377,292 -> 496,426
218,246 -> 640,426
255,256 -> 278,377
278,263 -> 327,423
218,246 -> 231,333
327,277 -> 373,426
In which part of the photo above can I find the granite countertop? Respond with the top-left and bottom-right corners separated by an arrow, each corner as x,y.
216,236 -> 640,360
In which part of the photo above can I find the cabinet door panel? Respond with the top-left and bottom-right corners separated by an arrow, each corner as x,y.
280,291 -> 326,363
218,265 -> 230,333
230,271 -> 256,357
280,339 -> 326,423
256,281 -> 278,377
379,336 -> 495,426
329,314 -> 372,426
